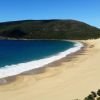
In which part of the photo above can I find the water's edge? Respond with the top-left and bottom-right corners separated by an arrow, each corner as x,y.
0,41 -> 83,79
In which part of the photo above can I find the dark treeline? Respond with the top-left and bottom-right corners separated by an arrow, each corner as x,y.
0,19 -> 100,40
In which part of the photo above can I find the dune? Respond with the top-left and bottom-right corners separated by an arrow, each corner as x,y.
0,39 -> 100,100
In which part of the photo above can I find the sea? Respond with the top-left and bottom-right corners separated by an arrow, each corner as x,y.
0,40 -> 83,78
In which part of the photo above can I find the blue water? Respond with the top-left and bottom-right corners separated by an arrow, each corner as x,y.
0,40 -> 75,68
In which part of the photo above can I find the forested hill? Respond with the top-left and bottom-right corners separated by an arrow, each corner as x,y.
0,19 -> 100,40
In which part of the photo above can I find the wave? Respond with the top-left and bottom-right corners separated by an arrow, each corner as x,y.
0,41 -> 83,79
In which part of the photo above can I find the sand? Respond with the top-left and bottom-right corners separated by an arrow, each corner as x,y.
0,39 -> 100,100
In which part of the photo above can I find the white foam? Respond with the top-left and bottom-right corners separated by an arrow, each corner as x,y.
0,41 -> 83,79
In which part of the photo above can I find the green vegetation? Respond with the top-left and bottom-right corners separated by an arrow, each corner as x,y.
75,89 -> 100,100
97,89 -> 100,96
84,89 -> 100,100
0,19 -> 100,40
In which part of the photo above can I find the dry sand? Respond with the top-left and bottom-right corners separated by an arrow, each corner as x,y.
0,39 -> 100,100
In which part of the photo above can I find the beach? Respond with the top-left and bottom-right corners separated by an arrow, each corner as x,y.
0,39 -> 100,100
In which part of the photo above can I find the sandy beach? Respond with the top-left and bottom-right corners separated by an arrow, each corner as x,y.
0,39 -> 100,100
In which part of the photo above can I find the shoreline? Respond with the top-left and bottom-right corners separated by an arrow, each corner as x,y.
0,40 -> 85,84
0,39 -> 98,100
0,40 -> 83,80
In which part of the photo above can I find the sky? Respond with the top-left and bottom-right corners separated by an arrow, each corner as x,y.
0,0 -> 100,28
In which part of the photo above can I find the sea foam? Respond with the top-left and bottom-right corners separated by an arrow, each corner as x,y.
0,41 -> 83,79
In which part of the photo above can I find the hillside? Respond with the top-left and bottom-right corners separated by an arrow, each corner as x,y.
0,19 -> 100,40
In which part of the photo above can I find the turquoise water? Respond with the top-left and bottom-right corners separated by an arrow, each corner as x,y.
0,40 -> 75,68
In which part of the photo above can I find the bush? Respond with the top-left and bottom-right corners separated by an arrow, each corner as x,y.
97,97 -> 100,100
97,89 -> 100,96
84,94 -> 95,100
91,91 -> 97,98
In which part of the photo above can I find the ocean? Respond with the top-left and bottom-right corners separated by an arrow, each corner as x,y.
0,40 -> 83,78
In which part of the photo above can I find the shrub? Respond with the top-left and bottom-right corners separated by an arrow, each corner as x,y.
84,94 -> 95,100
97,97 -> 100,100
91,91 -> 97,98
97,89 -> 100,96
